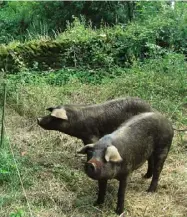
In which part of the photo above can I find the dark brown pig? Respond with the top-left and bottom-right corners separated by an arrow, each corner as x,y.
37,97 -> 152,145
78,112 -> 174,214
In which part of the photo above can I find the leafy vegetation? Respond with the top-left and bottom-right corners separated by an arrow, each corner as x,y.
0,1 -> 145,44
1,2 -> 187,73
4,53 -> 186,126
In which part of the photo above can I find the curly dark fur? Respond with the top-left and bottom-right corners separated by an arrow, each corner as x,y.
38,97 -> 153,144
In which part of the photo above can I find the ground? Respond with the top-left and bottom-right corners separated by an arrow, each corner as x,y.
1,107 -> 187,217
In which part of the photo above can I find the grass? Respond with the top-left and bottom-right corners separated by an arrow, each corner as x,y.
0,58 -> 187,216
1,114 -> 187,217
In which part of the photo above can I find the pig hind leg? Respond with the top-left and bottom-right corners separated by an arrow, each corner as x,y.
147,147 -> 170,192
144,155 -> 154,179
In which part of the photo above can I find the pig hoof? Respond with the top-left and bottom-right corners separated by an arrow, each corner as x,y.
147,187 -> 156,193
116,207 -> 124,215
94,200 -> 104,206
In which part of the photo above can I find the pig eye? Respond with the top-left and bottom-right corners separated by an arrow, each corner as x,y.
87,149 -> 94,161
87,149 -> 93,155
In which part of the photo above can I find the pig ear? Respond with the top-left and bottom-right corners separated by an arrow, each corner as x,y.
51,108 -> 68,120
105,146 -> 123,163
77,144 -> 95,154
46,107 -> 54,112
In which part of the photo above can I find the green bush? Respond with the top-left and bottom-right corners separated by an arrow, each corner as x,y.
0,17 -> 172,72
0,1 -> 146,44
1,4 -> 187,73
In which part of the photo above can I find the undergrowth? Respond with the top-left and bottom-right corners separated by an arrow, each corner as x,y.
4,54 -> 187,127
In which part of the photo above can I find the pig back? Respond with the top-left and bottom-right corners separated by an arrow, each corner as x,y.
111,112 -> 173,171
81,97 -> 153,137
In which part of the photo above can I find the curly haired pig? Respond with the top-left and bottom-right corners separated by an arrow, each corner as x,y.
37,97 -> 152,145
78,112 -> 174,214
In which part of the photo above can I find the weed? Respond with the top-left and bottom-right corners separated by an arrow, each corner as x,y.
10,209 -> 24,217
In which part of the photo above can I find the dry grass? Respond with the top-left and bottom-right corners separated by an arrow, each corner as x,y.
1,67 -> 186,216
1,106 -> 187,217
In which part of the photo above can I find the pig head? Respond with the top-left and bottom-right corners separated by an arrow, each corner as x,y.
78,141 -> 126,214
78,142 -> 123,180
37,106 -> 69,131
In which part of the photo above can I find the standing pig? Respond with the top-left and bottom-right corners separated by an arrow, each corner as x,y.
78,112 -> 174,214
37,97 -> 152,145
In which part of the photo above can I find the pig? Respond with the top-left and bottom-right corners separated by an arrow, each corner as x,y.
78,112 -> 174,214
37,97 -> 152,145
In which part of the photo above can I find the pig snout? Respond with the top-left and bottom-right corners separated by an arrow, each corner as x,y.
37,118 -> 42,125
86,162 -> 97,173
37,117 -> 49,129
85,159 -> 102,180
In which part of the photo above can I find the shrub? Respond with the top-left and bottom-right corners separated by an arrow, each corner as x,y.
1,7 -> 187,73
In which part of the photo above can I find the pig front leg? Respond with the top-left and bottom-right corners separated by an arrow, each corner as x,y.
116,176 -> 128,215
95,179 -> 108,205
